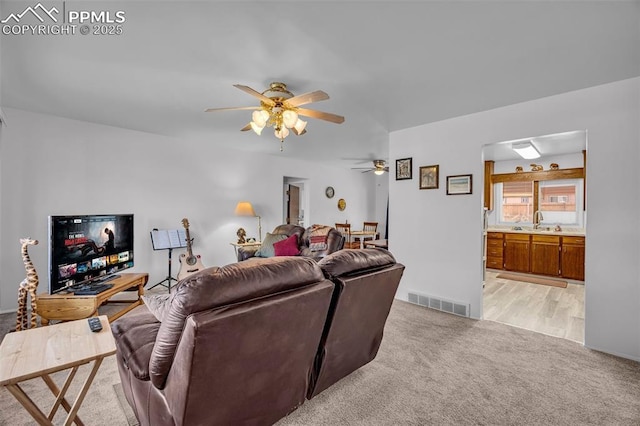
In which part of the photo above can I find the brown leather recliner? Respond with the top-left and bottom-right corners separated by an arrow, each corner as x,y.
112,257 -> 334,426
308,248 -> 405,398
237,224 -> 344,261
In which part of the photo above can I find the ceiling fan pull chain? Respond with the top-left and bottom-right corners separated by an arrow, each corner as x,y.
280,139 -> 284,152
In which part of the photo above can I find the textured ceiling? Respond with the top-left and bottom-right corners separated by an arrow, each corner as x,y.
1,1 -> 638,167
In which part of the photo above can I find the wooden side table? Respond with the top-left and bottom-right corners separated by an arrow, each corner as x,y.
37,272 -> 148,325
0,315 -> 116,425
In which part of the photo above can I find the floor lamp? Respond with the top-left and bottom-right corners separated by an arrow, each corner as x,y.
235,201 -> 262,242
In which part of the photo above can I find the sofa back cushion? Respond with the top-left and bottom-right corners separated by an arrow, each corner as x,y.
149,256 -> 326,389
318,248 -> 397,277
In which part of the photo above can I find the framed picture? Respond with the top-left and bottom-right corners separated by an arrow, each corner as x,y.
395,158 -> 413,180
446,174 -> 473,195
419,165 -> 439,190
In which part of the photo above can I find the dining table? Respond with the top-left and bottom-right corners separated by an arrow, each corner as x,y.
349,230 -> 379,249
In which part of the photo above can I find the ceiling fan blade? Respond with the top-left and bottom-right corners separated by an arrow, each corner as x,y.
233,84 -> 275,105
240,123 -> 251,131
361,169 -> 374,173
351,167 -> 374,170
205,106 -> 260,112
286,90 -> 329,107
297,108 -> 345,124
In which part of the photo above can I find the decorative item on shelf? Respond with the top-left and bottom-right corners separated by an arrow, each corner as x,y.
419,165 -> 439,190
555,224 -> 562,232
15,237 -> 39,331
395,157 -> 412,180
205,82 -> 344,151
446,174 -> 473,195
235,201 -> 262,242
325,186 -> 335,199
236,227 -> 247,244
550,163 -> 559,170
530,164 -> 543,171
515,166 -> 523,172
337,198 -> 347,211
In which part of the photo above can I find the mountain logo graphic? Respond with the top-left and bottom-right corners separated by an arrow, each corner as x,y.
1,3 -> 59,24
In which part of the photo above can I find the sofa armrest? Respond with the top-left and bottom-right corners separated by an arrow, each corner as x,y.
237,247 -> 258,261
112,304 -> 161,381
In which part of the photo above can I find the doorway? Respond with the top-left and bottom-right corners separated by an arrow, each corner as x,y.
283,177 -> 309,227
481,130 -> 587,343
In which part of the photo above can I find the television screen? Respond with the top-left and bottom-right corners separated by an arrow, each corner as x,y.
48,214 -> 134,294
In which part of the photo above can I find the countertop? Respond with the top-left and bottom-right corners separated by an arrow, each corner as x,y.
486,227 -> 585,237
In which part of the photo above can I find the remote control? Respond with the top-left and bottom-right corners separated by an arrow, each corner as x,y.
88,317 -> 103,332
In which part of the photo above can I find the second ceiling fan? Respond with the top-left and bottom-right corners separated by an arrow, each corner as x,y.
352,160 -> 389,175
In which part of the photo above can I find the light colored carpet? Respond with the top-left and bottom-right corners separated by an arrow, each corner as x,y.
496,272 -> 568,288
2,301 -> 639,425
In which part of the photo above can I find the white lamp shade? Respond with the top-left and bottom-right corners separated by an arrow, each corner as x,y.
250,121 -> 264,135
252,110 -> 269,127
293,119 -> 307,134
234,201 -> 257,217
374,169 -> 385,175
282,110 -> 298,128
275,127 -> 289,139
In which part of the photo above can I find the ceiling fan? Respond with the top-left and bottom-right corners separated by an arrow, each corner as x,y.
351,160 -> 389,175
206,82 -> 345,150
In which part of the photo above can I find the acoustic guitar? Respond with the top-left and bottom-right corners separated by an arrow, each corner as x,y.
178,218 -> 205,280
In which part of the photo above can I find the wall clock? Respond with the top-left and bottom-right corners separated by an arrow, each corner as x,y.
325,186 -> 335,198
337,198 -> 346,211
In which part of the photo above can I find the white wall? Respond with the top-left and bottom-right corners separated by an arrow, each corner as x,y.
0,108 -> 374,312
390,77 -> 640,361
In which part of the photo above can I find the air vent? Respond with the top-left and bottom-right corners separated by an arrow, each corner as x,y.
407,291 -> 470,318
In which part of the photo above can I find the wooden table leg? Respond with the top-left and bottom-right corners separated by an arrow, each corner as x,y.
5,383 -> 53,425
43,370 -> 84,426
63,357 -> 103,426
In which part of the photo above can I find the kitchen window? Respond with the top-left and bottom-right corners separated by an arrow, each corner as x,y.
496,179 -> 583,226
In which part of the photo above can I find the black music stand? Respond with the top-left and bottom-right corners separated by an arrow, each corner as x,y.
149,228 -> 187,292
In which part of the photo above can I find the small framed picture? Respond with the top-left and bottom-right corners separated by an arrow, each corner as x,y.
395,158 -> 413,180
446,174 -> 473,195
419,165 -> 439,190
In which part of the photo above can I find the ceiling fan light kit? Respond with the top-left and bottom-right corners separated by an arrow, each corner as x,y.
207,82 -> 344,151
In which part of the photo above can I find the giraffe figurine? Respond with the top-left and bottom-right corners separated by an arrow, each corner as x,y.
15,237 -> 39,331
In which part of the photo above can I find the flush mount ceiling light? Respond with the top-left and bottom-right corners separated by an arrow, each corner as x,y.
512,141 -> 541,159
206,82 -> 345,151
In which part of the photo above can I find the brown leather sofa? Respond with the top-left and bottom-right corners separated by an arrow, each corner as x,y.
309,248 -> 404,398
112,249 -> 404,425
237,224 -> 344,261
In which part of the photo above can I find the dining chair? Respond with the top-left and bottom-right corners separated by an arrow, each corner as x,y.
335,223 -> 359,249
353,221 -> 379,246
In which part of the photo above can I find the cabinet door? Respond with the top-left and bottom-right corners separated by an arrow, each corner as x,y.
504,235 -> 530,272
562,237 -> 585,281
531,238 -> 560,276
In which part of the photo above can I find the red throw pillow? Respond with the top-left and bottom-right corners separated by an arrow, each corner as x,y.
273,234 -> 300,256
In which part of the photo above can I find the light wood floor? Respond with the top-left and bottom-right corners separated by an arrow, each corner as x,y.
483,271 -> 585,343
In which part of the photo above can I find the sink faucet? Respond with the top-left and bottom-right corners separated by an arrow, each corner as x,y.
533,210 -> 544,229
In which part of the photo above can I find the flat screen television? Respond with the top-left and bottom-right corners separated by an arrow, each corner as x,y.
48,214 -> 134,294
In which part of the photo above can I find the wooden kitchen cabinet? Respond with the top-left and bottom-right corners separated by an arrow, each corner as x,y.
486,232 -> 504,270
504,233 -> 530,273
561,236 -> 585,281
531,235 -> 561,277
